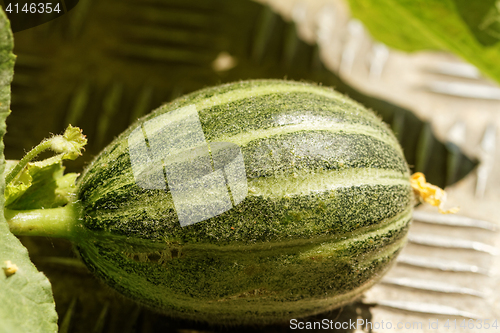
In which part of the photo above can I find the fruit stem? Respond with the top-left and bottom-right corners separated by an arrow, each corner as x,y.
5,203 -> 79,239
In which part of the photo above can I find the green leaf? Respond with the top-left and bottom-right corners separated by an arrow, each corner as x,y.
347,0 -> 500,84
0,8 -> 58,333
5,160 -> 78,210
453,0 -> 500,46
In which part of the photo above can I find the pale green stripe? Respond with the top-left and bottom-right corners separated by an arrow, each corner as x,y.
248,168 -> 410,198
215,122 -> 400,154
193,83 -> 348,112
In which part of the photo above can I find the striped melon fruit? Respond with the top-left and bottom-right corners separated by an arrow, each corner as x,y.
73,80 -> 412,324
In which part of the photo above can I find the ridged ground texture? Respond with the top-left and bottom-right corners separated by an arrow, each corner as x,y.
74,80 -> 412,324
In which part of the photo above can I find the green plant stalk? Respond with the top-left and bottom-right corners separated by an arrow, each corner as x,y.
5,204 -> 79,239
4,124 -> 87,239
4,140 -> 52,185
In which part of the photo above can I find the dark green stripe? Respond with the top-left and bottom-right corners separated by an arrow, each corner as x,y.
198,91 -> 390,141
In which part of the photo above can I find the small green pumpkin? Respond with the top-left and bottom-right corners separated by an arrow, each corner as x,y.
14,80 -> 414,325
72,80 -> 412,324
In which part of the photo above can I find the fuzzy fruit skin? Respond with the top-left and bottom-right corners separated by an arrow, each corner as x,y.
74,80 -> 412,325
